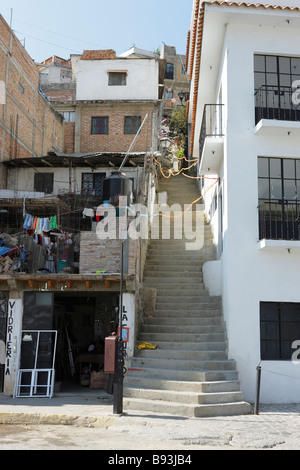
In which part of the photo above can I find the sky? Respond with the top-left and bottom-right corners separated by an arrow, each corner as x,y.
1,0 -> 193,63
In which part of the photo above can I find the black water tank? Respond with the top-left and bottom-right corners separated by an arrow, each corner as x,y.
103,171 -> 133,204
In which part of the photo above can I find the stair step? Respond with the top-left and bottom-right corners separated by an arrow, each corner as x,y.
152,310 -> 223,318
138,331 -> 226,343
142,324 -> 225,334
123,398 -> 251,418
155,303 -> 221,310
143,316 -> 223,325
131,356 -> 236,371
127,366 -> 238,382
137,348 -> 227,360
123,376 -> 241,393
123,386 -> 245,405
138,340 -> 227,351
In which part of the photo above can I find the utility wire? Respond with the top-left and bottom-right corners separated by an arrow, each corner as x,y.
13,29 -> 82,54
12,18 -> 103,48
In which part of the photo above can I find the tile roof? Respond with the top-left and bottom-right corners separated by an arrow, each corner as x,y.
206,1 -> 300,11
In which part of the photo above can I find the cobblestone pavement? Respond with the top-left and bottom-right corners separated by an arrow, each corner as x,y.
0,393 -> 299,450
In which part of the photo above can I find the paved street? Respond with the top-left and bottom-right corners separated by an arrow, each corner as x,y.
0,392 -> 299,451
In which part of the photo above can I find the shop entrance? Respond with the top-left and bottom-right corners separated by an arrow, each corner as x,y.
18,291 -> 119,395
53,292 -> 118,393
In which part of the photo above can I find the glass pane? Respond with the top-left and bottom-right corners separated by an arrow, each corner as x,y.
133,117 -> 141,133
291,58 -> 300,75
258,178 -> 269,199
282,303 -> 300,320
109,72 -> 126,86
258,158 -> 269,177
124,117 -> 132,134
279,56 -> 290,74
266,73 -> 278,86
91,117 -> 99,134
254,55 -> 265,72
270,159 -> 281,178
266,56 -> 278,73
254,72 -> 266,90
296,160 -> 300,178
36,293 -> 53,306
270,179 -> 282,199
284,179 -> 297,200
165,63 -> 174,79
283,159 -> 295,179
279,74 -> 291,87
296,181 -> 300,198
261,302 -> 279,321
100,117 -> 108,134
82,174 -> 93,193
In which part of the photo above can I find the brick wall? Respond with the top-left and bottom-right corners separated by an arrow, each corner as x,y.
0,14 -> 64,163
79,103 -> 156,154
44,89 -> 75,102
64,122 -> 75,153
79,222 -> 137,275
81,50 -> 116,60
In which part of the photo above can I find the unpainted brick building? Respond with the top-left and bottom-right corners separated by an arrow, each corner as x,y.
0,14 -> 64,187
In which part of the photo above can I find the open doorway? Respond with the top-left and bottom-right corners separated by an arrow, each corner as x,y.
53,292 -> 119,393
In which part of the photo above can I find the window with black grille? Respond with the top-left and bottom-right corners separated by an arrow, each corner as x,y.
34,173 -> 54,194
260,302 -> 300,360
82,173 -> 106,196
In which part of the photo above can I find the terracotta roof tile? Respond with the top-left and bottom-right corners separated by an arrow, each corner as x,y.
205,1 -> 300,11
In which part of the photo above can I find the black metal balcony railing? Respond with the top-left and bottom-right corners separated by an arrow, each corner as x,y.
258,200 -> 300,241
255,85 -> 300,125
199,104 -> 224,163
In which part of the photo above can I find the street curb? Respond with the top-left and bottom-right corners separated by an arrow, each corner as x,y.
0,412 -> 112,427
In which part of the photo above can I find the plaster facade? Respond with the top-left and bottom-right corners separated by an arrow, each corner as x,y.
188,1 -> 300,403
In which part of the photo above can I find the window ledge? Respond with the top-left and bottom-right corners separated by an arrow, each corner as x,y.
258,238 -> 300,251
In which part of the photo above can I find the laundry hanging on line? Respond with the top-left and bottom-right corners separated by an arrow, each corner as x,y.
23,213 -> 58,232
23,213 -> 58,246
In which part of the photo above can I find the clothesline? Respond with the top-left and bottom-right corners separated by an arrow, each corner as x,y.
23,213 -> 58,233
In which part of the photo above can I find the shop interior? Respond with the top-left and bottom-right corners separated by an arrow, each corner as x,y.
53,291 -> 119,393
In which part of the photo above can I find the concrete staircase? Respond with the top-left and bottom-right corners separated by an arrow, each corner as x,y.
123,174 -> 251,417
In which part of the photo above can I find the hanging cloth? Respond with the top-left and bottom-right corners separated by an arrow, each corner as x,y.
42,217 -> 50,232
50,216 -> 57,229
34,218 -> 43,235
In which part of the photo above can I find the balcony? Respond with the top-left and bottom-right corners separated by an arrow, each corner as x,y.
258,200 -> 300,250
254,85 -> 300,136
199,104 -> 224,174
0,198 -> 138,292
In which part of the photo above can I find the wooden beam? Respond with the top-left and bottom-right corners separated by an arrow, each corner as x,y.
41,159 -> 53,167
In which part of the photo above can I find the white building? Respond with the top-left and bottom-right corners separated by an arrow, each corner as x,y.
76,56 -> 160,102
187,0 -> 300,403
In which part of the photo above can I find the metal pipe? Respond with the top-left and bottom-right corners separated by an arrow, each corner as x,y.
113,240 -> 125,414
254,365 -> 261,415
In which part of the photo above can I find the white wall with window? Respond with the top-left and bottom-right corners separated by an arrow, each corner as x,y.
76,58 -> 159,101
7,166 -> 141,200
192,6 -> 300,403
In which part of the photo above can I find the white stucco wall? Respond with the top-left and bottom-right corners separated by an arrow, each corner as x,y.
216,22 -> 300,403
76,59 -> 159,101
7,166 -> 141,197
197,15 -> 300,403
